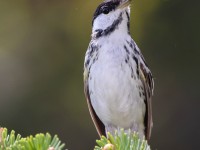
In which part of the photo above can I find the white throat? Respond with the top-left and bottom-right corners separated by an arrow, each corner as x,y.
92,7 -> 130,41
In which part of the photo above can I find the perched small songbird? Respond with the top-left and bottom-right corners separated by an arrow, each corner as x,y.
84,0 -> 154,140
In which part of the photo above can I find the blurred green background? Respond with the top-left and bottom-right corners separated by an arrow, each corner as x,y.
0,0 -> 199,149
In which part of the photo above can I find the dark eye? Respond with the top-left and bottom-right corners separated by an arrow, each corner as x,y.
102,7 -> 110,14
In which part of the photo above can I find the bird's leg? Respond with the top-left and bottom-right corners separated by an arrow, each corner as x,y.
105,124 -> 117,137
130,123 -> 145,139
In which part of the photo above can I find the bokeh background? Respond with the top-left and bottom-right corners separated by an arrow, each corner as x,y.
0,0 -> 199,149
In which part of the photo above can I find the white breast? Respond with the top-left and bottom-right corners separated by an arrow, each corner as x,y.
88,36 -> 146,131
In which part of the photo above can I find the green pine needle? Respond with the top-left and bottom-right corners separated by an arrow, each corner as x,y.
0,127 -> 65,150
0,127 -> 152,150
95,129 -> 151,150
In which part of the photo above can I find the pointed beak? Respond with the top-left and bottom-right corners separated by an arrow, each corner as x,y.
117,0 -> 131,10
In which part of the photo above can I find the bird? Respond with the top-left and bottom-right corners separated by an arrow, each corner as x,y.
83,0 -> 154,141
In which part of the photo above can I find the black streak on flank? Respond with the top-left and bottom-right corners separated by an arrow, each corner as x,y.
132,55 -> 139,68
139,91 -> 142,97
132,54 -> 139,76
130,66 -> 134,78
131,41 -> 140,55
85,44 -> 99,70
144,96 -> 148,136
124,45 -> 130,54
89,44 -> 99,57
125,10 -> 130,34
140,54 -> 149,68
126,40 -> 133,49
134,47 -> 140,55
85,58 -> 90,67
89,45 -> 95,56
95,12 -> 123,39
125,58 -> 128,63
130,40 -> 150,71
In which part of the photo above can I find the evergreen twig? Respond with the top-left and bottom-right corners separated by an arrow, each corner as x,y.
0,127 -> 65,150
95,129 -> 150,150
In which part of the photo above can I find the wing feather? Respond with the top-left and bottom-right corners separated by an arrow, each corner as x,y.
84,69 -> 106,137
139,62 -> 154,141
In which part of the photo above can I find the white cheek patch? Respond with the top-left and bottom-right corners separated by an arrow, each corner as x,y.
93,11 -> 121,31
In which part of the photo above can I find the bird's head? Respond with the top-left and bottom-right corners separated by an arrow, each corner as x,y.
92,0 -> 131,38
